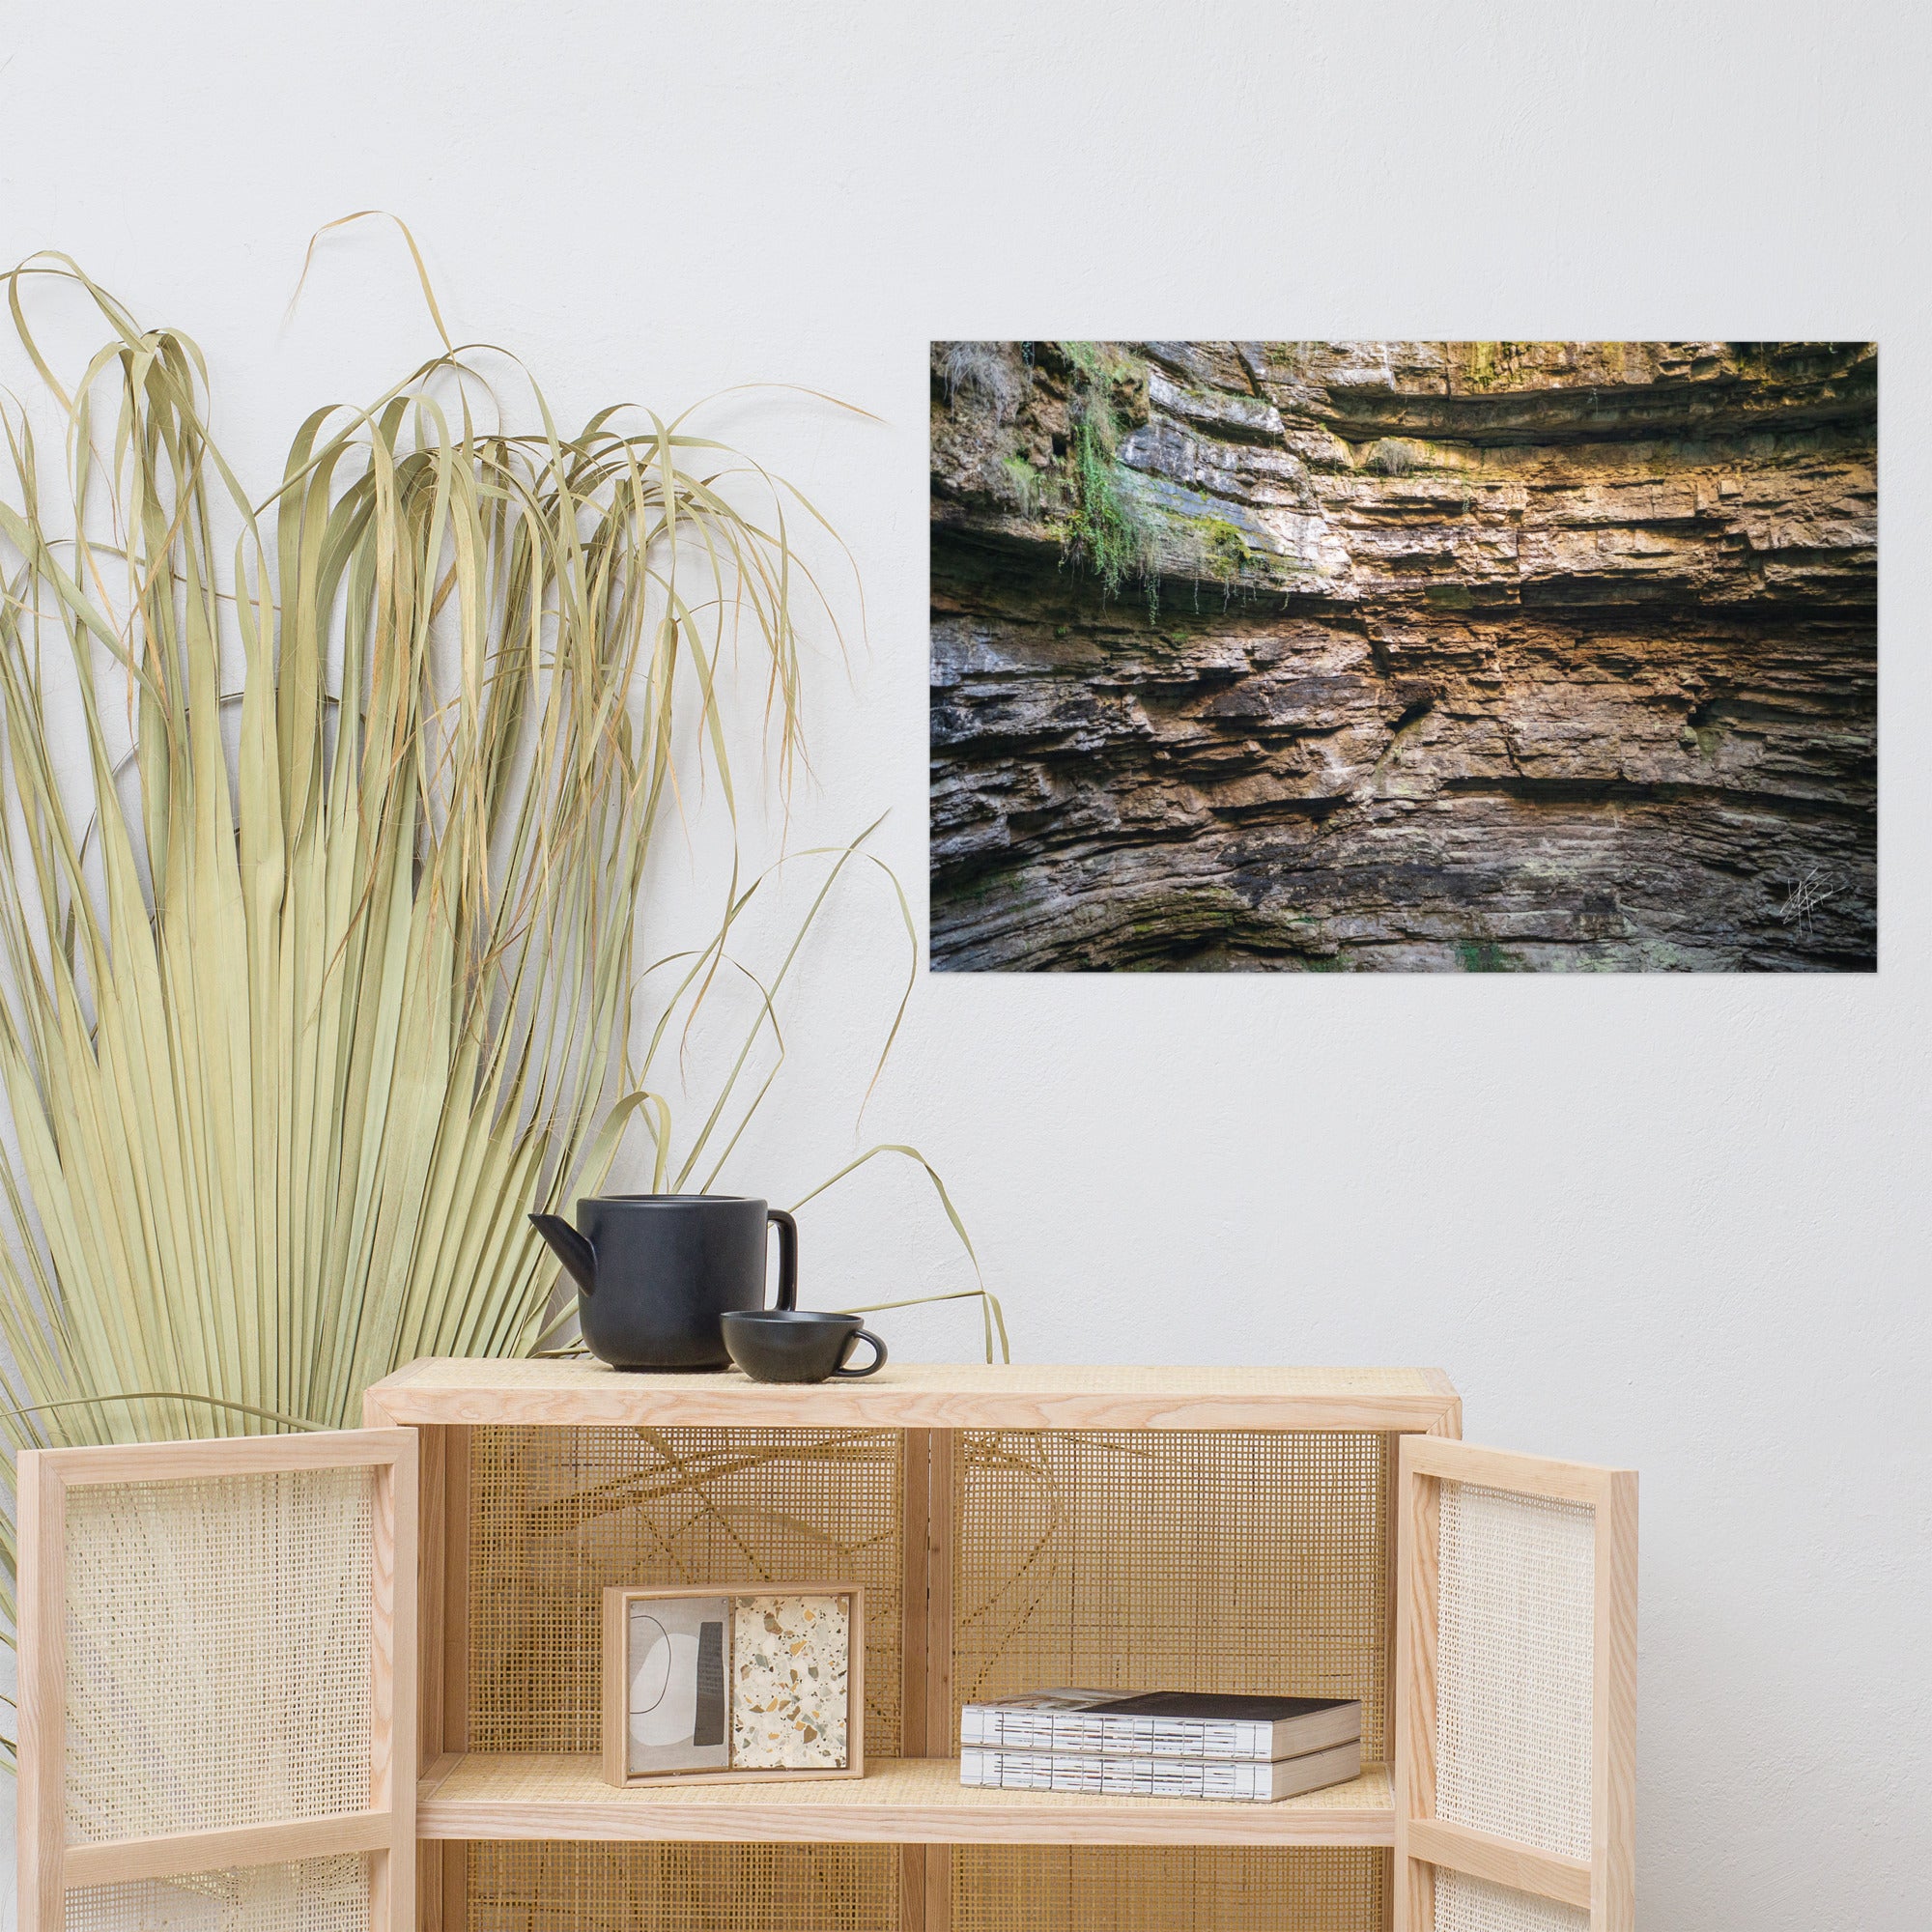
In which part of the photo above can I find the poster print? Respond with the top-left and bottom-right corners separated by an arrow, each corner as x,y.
930,342 -> 1876,972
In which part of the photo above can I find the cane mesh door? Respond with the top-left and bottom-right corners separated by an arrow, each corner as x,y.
16,1431 -> 416,1932
1395,1439 -> 1635,1932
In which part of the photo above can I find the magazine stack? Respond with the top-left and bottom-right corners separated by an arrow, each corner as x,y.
958,1689 -> 1362,1804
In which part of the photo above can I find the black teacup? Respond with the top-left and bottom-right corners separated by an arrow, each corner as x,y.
721,1310 -> 887,1383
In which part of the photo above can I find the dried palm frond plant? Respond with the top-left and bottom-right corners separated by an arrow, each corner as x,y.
0,236 -> 1002,1766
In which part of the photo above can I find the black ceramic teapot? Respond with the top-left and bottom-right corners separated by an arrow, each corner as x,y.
529,1194 -> 798,1371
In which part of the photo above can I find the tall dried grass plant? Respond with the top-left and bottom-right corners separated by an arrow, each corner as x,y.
0,233 -> 999,1764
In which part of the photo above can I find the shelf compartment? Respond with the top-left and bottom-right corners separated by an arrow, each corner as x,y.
952,1843 -> 1389,1932
952,1428 -> 1394,1761
417,1753 -> 1394,1848
464,1424 -> 907,1758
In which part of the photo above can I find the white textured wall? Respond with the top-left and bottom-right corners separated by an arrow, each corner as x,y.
3,4 -> 1926,1925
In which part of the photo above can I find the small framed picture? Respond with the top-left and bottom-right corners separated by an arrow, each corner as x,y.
601,1583 -> 865,1787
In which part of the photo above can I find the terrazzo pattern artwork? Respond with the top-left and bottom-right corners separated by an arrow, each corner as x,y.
730,1595 -> 851,1770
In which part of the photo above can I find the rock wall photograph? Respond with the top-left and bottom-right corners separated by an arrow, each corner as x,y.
930,341 -> 1877,972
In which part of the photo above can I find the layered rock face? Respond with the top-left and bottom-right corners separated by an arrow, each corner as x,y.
930,341 -> 1876,971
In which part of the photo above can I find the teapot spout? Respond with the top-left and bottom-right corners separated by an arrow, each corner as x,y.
529,1212 -> 598,1296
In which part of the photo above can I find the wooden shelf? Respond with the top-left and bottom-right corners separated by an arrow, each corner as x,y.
416,1753 -> 1395,1848
367,1357 -> 1461,1434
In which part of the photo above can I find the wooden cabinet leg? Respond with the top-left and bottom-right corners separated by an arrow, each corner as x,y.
900,1846 -> 926,1932
418,1842 -> 466,1932
902,1430 -> 932,1763
410,1423 -> 469,1932
901,1430 -> 954,1932
924,1845 -> 952,1932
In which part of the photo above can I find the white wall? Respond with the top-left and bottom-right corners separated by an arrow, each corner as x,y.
3,3 -> 1926,1924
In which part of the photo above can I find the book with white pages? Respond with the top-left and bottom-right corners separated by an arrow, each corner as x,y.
958,1737 -> 1364,1804
958,1689 -> 1361,1762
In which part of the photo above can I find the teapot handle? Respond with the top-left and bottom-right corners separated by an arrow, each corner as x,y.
767,1208 -> 798,1311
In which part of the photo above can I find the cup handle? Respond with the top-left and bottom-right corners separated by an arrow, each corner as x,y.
767,1208 -> 798,1311
832,1328 -> 887,1378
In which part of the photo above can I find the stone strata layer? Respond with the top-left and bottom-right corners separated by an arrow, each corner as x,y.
930,340 -> 1876,971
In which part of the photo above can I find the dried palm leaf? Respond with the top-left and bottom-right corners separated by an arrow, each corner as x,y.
0,238 -> 1000,1767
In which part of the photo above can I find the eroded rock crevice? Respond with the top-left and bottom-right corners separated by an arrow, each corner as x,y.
930,340 -> 1876,971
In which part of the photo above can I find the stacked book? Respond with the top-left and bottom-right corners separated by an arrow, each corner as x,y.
958,1689 -> 1362,1804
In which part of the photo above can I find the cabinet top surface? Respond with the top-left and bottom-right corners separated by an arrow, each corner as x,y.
364,1357 -> 1460,1431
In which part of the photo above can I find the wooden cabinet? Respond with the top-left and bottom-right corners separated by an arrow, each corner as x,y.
18,1363 -> 1634,1932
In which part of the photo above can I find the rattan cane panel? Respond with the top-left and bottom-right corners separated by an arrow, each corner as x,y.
467,1841 -> 897,1932
469,1427 -> 902,1757
952,1431 -> 1392,1758
952,1846 -> 1387,1932
1435,1481 -> 1595,1861
1434,1870 -> 1589,1932
64,1856 -> 370,1932
62,1470 -> 375,1842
